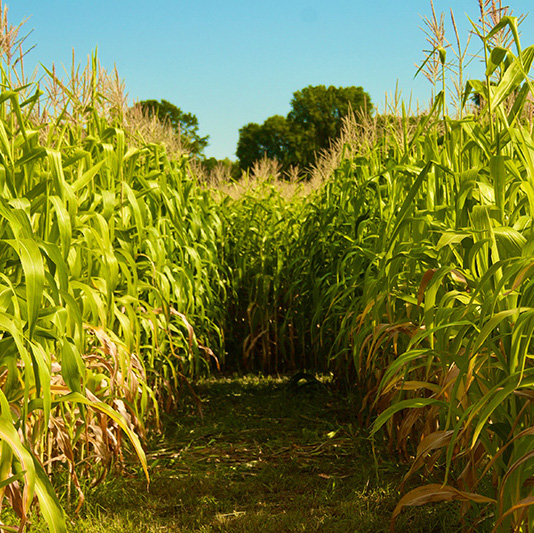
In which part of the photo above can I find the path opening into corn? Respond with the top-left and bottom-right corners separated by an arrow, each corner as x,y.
2,3 -> 534,530
40,375 -> 466,533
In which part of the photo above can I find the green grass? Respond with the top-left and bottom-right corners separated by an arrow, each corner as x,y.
20,375 -> 475,532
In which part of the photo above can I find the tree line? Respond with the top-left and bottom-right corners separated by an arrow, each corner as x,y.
137,84 -> 373,177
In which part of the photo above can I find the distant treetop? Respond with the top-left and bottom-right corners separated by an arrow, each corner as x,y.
236,85 -> 372,173
137,99 -> 209,156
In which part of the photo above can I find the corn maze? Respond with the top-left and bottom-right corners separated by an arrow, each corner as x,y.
1,2 -> 534,531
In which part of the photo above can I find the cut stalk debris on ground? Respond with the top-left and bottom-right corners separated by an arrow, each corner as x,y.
24,375 -> 468,532
0,1 -> 533,531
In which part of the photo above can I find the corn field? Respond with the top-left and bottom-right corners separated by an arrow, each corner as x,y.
222,5 -> 534,530
0,1 -> 534,531
0,6 -> 230,530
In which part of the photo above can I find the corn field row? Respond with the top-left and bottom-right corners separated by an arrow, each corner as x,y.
0,41 -> 232,528
0,3 -> 533,532
222,12 -> 534,531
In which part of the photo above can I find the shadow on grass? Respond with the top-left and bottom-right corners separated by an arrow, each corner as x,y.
28,375 -> 483,532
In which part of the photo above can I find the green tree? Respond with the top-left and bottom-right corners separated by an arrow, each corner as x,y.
236,115 -> 296,171
236,85 -> 372,173
138,99 -> 209,156
288,85 -> 372,166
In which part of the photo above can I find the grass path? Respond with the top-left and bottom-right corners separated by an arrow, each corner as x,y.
33,375 -> 462,532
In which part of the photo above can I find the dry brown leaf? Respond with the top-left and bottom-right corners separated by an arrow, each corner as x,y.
390,484 -> 495,532
450,268 -> 468,286
417,269 -> 437,306
504,261 -> 534,295
170,308 -> 195,353
400,430 -> 453,489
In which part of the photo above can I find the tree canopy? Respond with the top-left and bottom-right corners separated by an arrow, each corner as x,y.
236,85 -> 372,172
236,115 -> 296,171
138,99 -> 209,156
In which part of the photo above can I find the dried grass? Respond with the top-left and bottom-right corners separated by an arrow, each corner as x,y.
188,157 -> 234,185
0,0 -> 33,85
310,93 -> 426,185
475,0 -> 525,46
215,155 -> 308,200
0,2 -> 186,158
124,102 -> 185,158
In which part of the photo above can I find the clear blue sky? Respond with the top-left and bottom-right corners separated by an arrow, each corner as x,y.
7,1 -> 534,159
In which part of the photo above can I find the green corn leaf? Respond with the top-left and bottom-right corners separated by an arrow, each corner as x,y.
490,155 -> 506,224
490,45 -> 534,109
486,46 -> 509,77
436,230 -> 470,250
49,195 -> 72,260
15,146 -> 47,167
0,414 -> 36,518
472,308 -> 520,354
470,380 -> 517,447
385,161 -> 433,256
71,158 -> 106,192
32,456 -> 67,533
61,339 -> 84,393
30,342 -> 51,427
4,238 -> 44,339
484,16 -> 521,54
0,471 -> 25,489
371,398 -> 449,437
